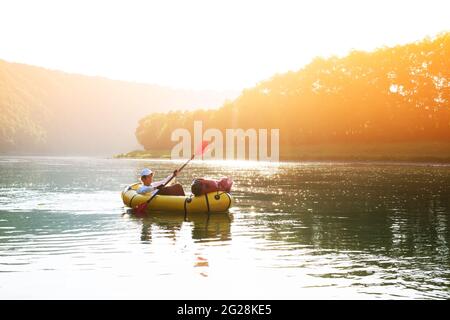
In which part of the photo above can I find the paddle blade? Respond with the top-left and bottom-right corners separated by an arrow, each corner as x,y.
195,140 -> 210,156
133,189 -> 159,216
134,202 -> 147,216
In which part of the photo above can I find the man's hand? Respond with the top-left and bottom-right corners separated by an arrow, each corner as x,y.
173,169 -> 179,177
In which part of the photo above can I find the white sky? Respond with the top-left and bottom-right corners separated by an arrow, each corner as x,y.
0,0 -> 449,90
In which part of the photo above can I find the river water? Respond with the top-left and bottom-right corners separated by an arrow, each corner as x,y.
0,156 -> 449,299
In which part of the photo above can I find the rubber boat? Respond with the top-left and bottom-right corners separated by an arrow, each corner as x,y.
121,183 -> 233,214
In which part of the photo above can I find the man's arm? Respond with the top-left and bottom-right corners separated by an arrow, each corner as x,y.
152,170 -> 179,189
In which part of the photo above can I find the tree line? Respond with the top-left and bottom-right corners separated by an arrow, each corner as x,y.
136,32 -> 450,152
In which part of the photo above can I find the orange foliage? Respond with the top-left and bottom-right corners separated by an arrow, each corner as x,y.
137,32 -> 450,150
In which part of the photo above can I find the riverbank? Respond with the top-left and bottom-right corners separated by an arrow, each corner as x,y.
114,142 -> 450,163
114,149 -> 171,159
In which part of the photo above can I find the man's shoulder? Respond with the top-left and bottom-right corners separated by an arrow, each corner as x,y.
137,185 -> 151,194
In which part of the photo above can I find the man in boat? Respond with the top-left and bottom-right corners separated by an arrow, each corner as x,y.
137,168 -> 185,196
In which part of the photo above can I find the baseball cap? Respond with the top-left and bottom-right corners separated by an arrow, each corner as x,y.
140,168 -> 153,177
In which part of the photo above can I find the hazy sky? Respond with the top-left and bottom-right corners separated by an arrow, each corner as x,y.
0,0 -> 448,90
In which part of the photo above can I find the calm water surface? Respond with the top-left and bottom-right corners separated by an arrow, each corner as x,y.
0,156 -> 449,299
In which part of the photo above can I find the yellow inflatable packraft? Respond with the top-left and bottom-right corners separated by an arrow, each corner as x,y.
121,183 -> 232,214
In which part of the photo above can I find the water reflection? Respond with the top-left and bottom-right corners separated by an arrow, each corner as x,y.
122,211 -> 233,279
124,211 -> 233,244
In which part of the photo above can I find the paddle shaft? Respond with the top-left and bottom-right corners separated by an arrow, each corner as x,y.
160,154 -> 195,188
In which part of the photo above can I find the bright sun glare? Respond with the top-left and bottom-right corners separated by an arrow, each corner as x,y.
0,0 -> 449,90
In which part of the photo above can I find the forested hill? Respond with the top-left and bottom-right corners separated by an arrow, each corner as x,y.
0,60 -> 236,155
136,33 -> 450,155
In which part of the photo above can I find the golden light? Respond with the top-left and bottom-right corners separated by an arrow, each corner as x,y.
0,0 -> 448,90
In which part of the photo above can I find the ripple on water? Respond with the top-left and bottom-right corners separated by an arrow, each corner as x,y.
0,157 -> 449,299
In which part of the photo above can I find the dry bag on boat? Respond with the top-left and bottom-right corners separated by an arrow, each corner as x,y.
191,177 -> 233,196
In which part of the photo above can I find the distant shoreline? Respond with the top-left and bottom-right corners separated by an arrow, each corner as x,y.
113,142 -> 450,164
